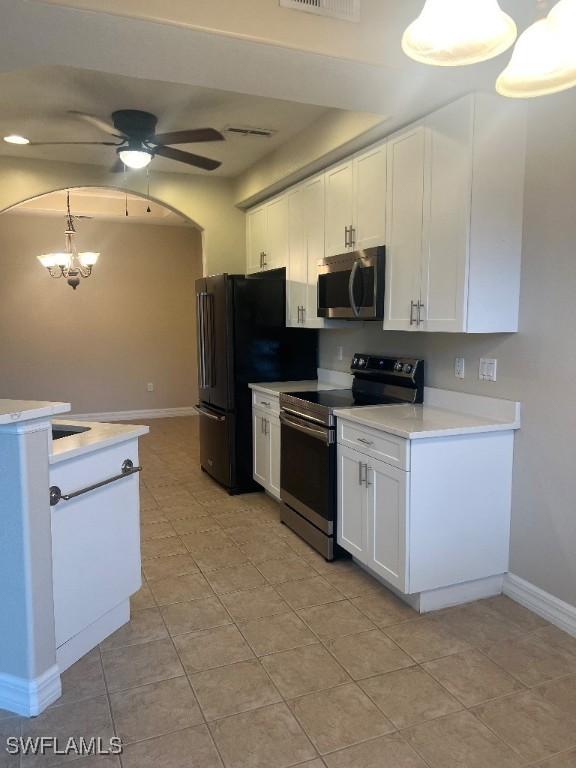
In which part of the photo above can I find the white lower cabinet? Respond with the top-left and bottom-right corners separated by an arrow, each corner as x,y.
252,403 -> 281,500
337,417 -> 514,598
338,444 -> 407,591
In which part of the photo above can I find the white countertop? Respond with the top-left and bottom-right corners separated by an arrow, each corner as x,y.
50,419 -> 150,464
334,403 -> 520,440
249,380 -> 348,396
0,399 -> 70,425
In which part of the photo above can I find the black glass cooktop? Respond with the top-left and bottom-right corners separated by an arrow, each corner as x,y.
286,389 -> 402,410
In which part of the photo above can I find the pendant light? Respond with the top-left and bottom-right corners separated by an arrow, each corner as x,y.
402,0 -> 517,66
496,0 -> 576,98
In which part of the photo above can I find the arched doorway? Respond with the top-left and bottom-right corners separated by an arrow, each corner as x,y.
0,186 -> 203,417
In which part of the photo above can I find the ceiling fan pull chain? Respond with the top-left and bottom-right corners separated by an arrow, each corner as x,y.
146,168 -> 151,213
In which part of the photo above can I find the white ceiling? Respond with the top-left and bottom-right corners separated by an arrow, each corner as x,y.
0,67 -> 331,177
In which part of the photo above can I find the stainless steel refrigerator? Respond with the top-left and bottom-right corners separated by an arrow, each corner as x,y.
196,269 -> 318,494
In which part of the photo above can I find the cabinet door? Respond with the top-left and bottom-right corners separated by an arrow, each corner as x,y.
384,126 -> 427,331
303,176 -> 326,328
268,415 -> 281,499
354,144 -> 387,250
421,99 -> 472,332
287,187 -> 308,327
365,457 -> 408,592
253,410 -> 270,489
325,161 -> 354,256
337,445 -> 367,562
247,207 -> 267,274
266,196 -> 289,270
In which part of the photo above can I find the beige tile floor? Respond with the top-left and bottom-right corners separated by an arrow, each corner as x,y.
3,417 -> 576,768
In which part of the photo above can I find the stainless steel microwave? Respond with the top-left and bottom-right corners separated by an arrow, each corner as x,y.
317,246 -> 385,320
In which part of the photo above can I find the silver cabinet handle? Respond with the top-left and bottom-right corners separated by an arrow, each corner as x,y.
261,401 -> 271,408
410,300 -> 417,326
301,305 -> 306,323
349,225 -> 356,248
365,465 -> 372,487
344,226 -> 349,248
357,438 -> 374,446
50,459 -> 141,507
358,460 -> 364,485
417,301 -> 425,326
262,251 -> 268,268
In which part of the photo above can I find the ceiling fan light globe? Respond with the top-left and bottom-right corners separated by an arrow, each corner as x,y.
118,148 -> 153,169
78,251 -> 100,267
402,0 -> 517,66
4,134 -> 30,145
496,14 -> 576,98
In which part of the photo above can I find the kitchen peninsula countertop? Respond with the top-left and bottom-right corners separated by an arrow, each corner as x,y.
50,419 -> 149,464
248,380 -> 348,396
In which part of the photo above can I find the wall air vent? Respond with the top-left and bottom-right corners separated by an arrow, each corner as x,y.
279,0 -> 360,22
223,126 -> 277,138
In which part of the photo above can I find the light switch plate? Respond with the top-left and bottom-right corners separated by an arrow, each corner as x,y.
479,358 -> 497,382
455,357 -> 465,380
147,382 -> 154,392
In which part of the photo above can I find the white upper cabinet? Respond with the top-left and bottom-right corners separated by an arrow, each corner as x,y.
324,161 -> 354,256
384,127 -> 427,332
384,93 -> 525,333
354,143 -> 388,251
287,175 -> 327,328
246,206 -> 267,274
246,196 -> 289,274
325,145 -> 387,256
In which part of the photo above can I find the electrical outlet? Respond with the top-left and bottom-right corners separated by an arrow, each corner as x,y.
455,357 -> 465,380
479,359 -> 497,382
147,382 -> 154,392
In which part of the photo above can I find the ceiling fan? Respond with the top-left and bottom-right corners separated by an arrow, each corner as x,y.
27,109 -> 224,172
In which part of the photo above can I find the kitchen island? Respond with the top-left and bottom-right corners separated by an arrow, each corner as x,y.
0,400 -> 148,716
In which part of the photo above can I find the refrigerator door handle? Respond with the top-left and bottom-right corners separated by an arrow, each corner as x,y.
205,293 -> 216,388
197,292 -> 207,389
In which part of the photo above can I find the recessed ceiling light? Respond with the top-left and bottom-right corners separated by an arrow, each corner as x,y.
3,134 -> 30,145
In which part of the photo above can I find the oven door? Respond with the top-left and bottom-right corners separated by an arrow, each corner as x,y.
280,412 -> 336,534
317,246 -> 385,320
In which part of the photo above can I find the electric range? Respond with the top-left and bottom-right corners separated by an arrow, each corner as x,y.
278,354 -> 425,560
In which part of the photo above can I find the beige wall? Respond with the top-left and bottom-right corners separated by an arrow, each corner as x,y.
0,155 -> 246,276
319,92 -> 576,608
0,213 -> 202,414
235,111 -> 389,207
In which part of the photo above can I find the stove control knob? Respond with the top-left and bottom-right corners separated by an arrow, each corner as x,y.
352,356 -> 359,367
403,364 -> 413,374
394,361 -> 403,372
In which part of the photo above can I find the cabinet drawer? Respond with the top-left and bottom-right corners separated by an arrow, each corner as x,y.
338,419 -> 409,470
252,390 -> 280,414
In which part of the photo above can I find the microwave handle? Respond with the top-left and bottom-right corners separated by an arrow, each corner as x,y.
348,260 -> 361,318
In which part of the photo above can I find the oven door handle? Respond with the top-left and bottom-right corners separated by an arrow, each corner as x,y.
280,412 -> 334,445
348,260 -> 361,318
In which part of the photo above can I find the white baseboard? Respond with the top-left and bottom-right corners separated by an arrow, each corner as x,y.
0,665 -> 61,717
504,573 -> 576,637
68,407 -> 198,422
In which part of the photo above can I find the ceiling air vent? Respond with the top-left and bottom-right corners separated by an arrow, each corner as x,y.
279,0 -> 360,22
223,126 -> 277,138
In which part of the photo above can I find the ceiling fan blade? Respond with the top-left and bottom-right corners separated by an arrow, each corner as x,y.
68,110 -> 124,138
110,158 -> 126,173
154,145 -> 221,171
28,140 -> 119,146
152,128 -> 224,145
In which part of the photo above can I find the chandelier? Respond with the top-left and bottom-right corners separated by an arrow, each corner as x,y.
37,191 -> 100,290
402,0 -> 576,99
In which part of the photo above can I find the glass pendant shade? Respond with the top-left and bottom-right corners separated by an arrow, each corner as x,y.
78,251 -> 100,267
118,149 -> 153,169
402,0 -> 517,66
496,0 -> 576,98
37,254 -> 59,268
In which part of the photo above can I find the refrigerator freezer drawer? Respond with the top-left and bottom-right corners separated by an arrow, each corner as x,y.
198,405 -> 234,489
